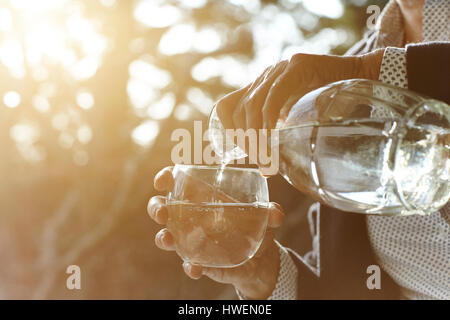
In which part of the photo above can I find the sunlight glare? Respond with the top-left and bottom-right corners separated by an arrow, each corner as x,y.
70,57 -> 100,81
302,0 -> 344,19
129,60 -> 172,89
7,7 -> 109,82
77,125 -> 93,144
134,1 -> 183,28
289,28 -> 349,54
158,24 -> 196,55
175,0 -> 207,8
159,24 -> 223,55
0,39 -> 25,78
187,88 -> 214,115
128,59 -> 172,110
3,91 -> 21,108
39,82 -> 57,98
127,79 -> 158,109
76,90 -> 95,110
147,93 -> 176,120
193,28 -> 223,53
132,120 -> 160,147
52,113 -> 69,131
10,122 -> 39,144
32,95 -> 51,113
10,0 -> 69,11
174,104 -> 194,121
25,24 -> 65,62
100,0 -> 116,8
31,66 -> 49,82
0,8 -> 13,31
227,0 -> 261,14
191,57 -> 221,82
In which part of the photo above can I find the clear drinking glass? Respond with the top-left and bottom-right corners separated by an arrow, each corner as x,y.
166,164 -> 270,268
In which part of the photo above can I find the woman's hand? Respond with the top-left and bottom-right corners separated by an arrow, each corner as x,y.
215,49 -> 385,131
147,167 -> 285,299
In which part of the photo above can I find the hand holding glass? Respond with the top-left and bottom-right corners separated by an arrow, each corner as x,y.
166,165 -> 270,268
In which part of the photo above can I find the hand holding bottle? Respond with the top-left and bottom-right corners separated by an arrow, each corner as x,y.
214,49 -> 385,131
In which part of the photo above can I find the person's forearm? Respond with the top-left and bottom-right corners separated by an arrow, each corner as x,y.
357,48 -> 386,81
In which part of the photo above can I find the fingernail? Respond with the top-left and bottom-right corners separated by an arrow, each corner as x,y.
153,204 -> 162,217
183,262 -> 191,273
271,202 -> 283,211
162,229 -> 172,244
155,233 -> 162,246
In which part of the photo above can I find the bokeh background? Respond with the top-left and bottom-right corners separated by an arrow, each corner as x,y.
0,0 -> 388,299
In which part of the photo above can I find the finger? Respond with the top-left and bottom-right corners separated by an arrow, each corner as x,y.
249,65 -> 273,91
262,70 -> 297,130
233,65 -> 276,129
215,84 -> 251,130
223,64 -> 274,131
242,62 -> 288,166
147,196 -> 168,225
154,167 -> 174,192
155,228 -> 176,251
245,60 -> 288,130
267,202 -> 284,228
182,262 -> 203,280
232,102 -> 247,130
229,62 -> 288,160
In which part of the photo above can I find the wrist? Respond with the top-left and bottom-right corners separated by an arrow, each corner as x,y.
357,48 -> 385,80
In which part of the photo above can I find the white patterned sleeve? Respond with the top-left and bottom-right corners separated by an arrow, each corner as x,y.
371,47 -> 409,119
423,0 -> 449,42
235,240 -> 298,300
378,47 -> 408,88
266,241 -> 298,300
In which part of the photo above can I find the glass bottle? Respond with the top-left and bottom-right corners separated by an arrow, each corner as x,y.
209,79 -> 450,215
